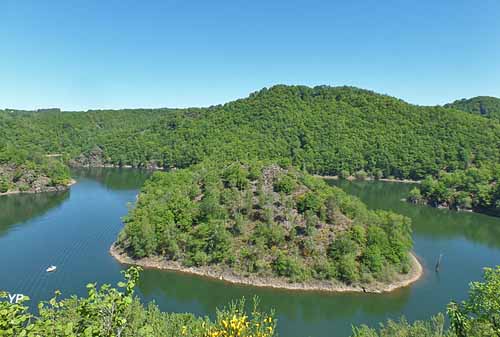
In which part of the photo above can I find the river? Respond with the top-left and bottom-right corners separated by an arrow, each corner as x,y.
0,169 -> 499,337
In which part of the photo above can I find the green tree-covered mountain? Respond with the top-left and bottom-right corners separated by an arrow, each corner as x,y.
445,96 -> 500,120
1,85 -> 499,179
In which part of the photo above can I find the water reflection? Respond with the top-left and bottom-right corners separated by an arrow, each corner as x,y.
139,270 -> 411,322
72,168 -> 151,190
0,191 -> 69,237
330,180 -> 500,249
137,266 -> 411,336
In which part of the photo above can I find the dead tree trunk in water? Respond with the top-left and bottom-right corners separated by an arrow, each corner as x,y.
435,253 -> 443,272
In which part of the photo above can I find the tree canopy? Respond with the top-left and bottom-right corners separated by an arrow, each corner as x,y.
445,96 -> 500,120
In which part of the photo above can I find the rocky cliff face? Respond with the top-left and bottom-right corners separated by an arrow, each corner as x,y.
0,165 -> 71,194
68,147 -> 106,167
68,146 -> 161,170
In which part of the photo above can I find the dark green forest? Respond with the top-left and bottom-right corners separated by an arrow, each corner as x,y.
1,85 -> 499,180
445,96 -> 500,120
118,160 -> 414,285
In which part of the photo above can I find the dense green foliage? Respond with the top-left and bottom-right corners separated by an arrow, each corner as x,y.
1,265 -> 499,337
118,160 -> 413,285
447,266 -> 500,337
0,267 -> 277,337
351,266 -> 500,337
445,96 -> 500,120
1,85 -> 499,179
351,314 -> 451,337
408,165 -> 500,216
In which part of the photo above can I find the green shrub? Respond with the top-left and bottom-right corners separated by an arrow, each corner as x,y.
223,164 -> 249,190
19,183 -> 30,192
296,192 -> 323,214
362,245 -> 384,274
408,187 -> 423,204
373,169 -> 384,180
351,314 -> 449,337
340,170 -> 351,179
273,253 -> 307,281
273,174 -> 295,194
0,178 -> 9,193
447,266 -> 500,337
337,254 -> 359,283
355,170 -> 368,180
329,233 -> 358,258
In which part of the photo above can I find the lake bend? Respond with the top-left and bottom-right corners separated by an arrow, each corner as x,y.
0,168 -> 499,337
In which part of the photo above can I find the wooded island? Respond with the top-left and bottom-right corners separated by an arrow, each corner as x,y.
112,160 -> 421,292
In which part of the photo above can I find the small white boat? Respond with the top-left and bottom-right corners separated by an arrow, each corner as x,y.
46,265 -> 57,273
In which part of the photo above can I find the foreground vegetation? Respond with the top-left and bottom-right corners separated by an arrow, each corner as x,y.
408,165 -> 500,216
1,266 -> 499,336
117,160 -> 414,287
353,266 -> 500,337
0,267 -> 277,337
2,86 -> 499,180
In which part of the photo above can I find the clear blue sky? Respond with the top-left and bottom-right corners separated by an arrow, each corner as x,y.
1,0 -> 499,110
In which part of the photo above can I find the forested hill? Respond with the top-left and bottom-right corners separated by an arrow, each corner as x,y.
1,85 -> 499,179
444,96 -> 500,120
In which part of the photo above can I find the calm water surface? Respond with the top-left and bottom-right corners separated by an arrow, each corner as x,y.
1,169 -> 499,337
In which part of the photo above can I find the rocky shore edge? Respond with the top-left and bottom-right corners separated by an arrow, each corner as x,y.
110,243 -> 423,294
318,175 -> 420,184
0,179 -> 77,196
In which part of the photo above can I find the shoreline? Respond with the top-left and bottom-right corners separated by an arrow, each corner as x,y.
110,243 -> 423,294
69,163 -> 163,171
0,178 -> 77,196
71,165 -> 420,183
318,175 -> 420,184
410,199 -> 498,217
